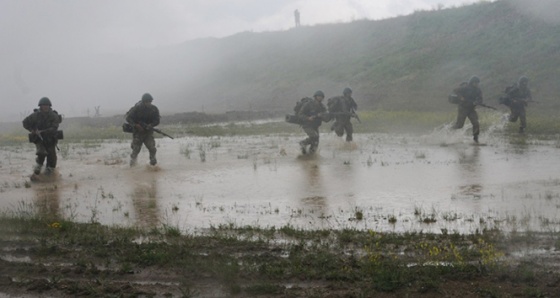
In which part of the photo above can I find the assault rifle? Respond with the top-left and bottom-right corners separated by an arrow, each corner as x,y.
139,123 -> 175,139
29,129 -> 45,143
152,127 -> 174,139
34,130 -> 45,142
475,103 -> 497,110
328,111 -> 361,123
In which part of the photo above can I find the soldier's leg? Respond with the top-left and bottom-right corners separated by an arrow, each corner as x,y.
308,127 -> 320,153
453,108 -> 467,129
34,143 -> 47,174
519,108 -> 526,133
332,120 -> 344,137
144,133 -> 157,165
130,133 -> 144,166
45,143 -> 57,174
299,126 -> 314,154
468,110 -> 480,142
345,122 -> 354,142
509,108 -> 519,122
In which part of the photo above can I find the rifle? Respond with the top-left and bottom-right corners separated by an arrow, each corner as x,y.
328,111 -> 361,123
152,127 -> 174,139
139,123 -> 175,139
28,129 -> 45,143
34,130 -> 45,142
475,103 -> 497,110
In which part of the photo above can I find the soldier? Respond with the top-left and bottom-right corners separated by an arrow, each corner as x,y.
22,97 -> 62,175
294,9 -> 300,27
504,76 -> 532,133
126,93 -> 161,166
297,90 -> 330,154
451,76 -> 483,143
328,87 -> 358,142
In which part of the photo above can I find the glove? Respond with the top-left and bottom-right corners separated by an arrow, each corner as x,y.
145,124 -> 153,130
134,123 -> 144,131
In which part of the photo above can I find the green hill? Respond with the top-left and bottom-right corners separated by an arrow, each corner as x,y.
157,0 -> 558,115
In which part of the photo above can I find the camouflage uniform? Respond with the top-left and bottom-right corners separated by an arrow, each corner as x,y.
23,102 -> 60,174
505,78 -> 532,133
126,95 -> 161,166
452,77 -> 483,142
297,95 -> 328,154
328,92 -> 357,142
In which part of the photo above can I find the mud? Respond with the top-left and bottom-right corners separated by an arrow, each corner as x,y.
1,127 -> 560,234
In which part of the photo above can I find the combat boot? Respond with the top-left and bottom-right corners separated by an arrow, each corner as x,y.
150,158 -> 157,166
130,158 -> 137,167
473,135 -> 479,143
33,164 -> 42,175
519,127 -> 525,134
45,167 -> 54,176
299,141 -> 307,154
309,143 -> 318,154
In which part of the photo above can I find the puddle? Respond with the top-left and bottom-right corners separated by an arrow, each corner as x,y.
1,128 -> 560,234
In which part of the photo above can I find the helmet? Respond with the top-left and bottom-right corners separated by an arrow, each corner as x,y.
468,76 -> 480,85
518,76 -> 529,85
141,93 -> 153,102
343,87 -> 352,96
38,97 -> 52,106
313,90 -> 324,98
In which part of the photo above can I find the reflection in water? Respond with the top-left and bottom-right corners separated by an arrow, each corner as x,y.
455,146 -> 483,202
131,177 -> 159,228
458,146 -> 480,174
33,178 -> 60,221
297,159 -> 328,225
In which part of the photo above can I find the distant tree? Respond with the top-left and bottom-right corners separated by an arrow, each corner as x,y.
20,110 -> 31,120
94,106 -> 101,117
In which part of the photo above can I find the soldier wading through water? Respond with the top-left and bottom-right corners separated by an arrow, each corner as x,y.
450,76 -> 484,143
23,97 -> 62,175
501,76 -> 533,133
328,87 -> 358,142
125,93 -> 161,166
297,90 -> 331,154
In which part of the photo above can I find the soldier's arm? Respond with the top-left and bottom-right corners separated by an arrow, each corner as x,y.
151,107 -> 161,127
350,98 -> 357,110
22,114 -> 33,131
45,113 -> 59,133
297,103 -> 312,122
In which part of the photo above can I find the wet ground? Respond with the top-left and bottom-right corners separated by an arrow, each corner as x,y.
1,125 -> 560,234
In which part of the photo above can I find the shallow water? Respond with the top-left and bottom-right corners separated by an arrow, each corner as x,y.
1,127 -> 559,234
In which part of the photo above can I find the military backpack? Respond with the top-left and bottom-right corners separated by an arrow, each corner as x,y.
285,97 -> 313,124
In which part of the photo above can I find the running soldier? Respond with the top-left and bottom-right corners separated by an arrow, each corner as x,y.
297,90 -> 330,154
328,87 -> 358,142
451,76 -> 484,143
502,76 -> 532,133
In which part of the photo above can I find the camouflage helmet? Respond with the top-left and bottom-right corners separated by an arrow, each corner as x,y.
518,76 -> 529,85
343,87 -> 352,96
141,93 -> 153,102
468,76 -> 480,85
313,90 -> 325,98
38,97 -> 52,106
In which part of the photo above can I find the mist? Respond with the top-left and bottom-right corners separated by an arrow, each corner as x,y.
2,0 -> 557,123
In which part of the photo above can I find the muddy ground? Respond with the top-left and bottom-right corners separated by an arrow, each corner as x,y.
1,123 -> 560,297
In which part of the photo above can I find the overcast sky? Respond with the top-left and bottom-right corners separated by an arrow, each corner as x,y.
1,0 -> 488,54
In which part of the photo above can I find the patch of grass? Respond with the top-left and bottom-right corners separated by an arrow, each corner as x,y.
244,283 -> 285,295
0,214 -> 556,296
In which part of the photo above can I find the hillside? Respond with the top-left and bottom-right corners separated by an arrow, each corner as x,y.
4,0 -> 558,122
153,0 -> 559,115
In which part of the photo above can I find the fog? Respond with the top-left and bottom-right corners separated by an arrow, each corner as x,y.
2,0 -> 556,122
